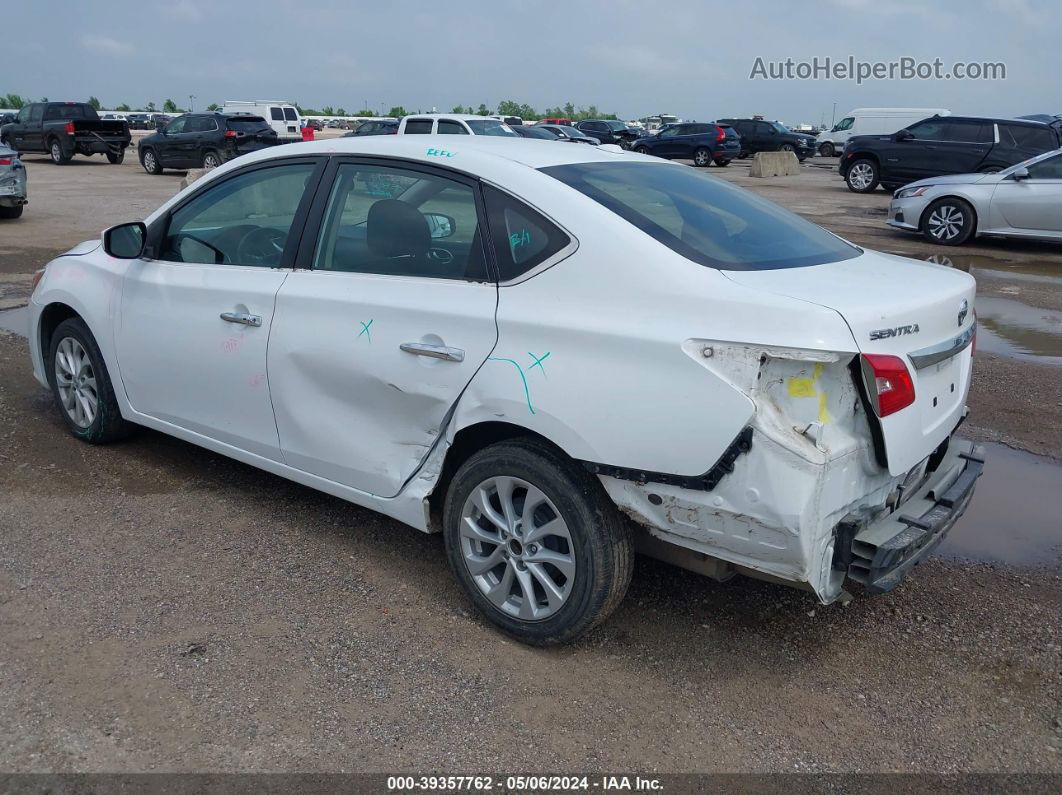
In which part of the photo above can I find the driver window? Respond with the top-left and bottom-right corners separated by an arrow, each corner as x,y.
312,163 -> 487,281
835,117 -> 854,131
165,117 -> 187,134
161,163 -> 317,267
659,126 -> 679,138
1027,153 -> 1062,179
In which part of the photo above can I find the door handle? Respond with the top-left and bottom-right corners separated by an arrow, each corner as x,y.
400,342 -> 465,362
220,311 -> 262,327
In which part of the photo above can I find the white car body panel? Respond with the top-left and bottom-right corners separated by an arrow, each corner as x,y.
28,136 -> 981,605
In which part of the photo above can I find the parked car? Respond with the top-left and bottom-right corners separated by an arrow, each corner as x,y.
576,120 -> 639,148
717,118 -> 814,161
126,113 -> 152,130
398,114 -> 519,136
138,113 -> 279,174
0,142 -> 27,219
0,112 -> 15,127
0,102 -> 131,164
347,119 -> 399,136
222,101 -> 302,141
840,116 -> 1062,193
26,137 -> 982,644
538,117 -> 573,126
887,148 -> 1062,245
150,114 -> 173,129
816,108 -> 950,157
535,125 -> 599,144
632,122 -> 740,166
510,125 -> 558,140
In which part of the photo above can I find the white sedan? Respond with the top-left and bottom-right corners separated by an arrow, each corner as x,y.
27,136 -> 983,644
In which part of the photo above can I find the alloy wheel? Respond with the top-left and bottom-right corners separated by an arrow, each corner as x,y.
926,204 -> 966,241
51,142 -> 62,163
204,152 -> 220,169
848,163 -> 875,190
54,337 -> 97,429
143,151 -> 157,173
694,150 -> 710,166
459,476 -> 576,621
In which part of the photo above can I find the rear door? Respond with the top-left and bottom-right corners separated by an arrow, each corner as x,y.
268,157 -> 498,497
282,106 -> 300,138
926,119 -> 993,174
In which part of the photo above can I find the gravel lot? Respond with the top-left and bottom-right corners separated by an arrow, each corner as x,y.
0,146 -> 1060,774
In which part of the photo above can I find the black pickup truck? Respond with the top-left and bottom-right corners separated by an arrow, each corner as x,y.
0,102 -> 131,165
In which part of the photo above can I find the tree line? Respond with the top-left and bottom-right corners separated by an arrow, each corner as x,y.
3,93 -> 622,121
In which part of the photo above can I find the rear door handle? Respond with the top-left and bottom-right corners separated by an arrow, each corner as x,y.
400,342 -> 465,362
220,311 -> 262,327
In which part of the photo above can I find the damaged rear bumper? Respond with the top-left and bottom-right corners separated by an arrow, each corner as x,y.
837,440 -> 985,593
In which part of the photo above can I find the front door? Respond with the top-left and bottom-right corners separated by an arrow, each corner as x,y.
269,158 -> 499,497
653,125 -> 684,158
116,158 -> 323,460
157,116 -> 193,167
991,153 -> 1062,233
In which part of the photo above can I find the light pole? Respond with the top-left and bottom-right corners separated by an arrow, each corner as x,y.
189,95 -> 195,112
831,102 -> 837,128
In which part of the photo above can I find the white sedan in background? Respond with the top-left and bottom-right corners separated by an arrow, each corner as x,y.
888,148 -> 1062,245
26,136 -> 982,644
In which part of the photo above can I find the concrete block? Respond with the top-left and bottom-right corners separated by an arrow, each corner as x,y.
749,151 -> 801,177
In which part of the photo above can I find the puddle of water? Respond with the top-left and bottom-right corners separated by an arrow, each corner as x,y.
973,295 -> 1062,364
937,442 -> 1062,566
0,306 -> 28,337
919,252 -> 1062,288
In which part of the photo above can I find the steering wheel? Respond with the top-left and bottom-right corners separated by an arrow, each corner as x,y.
428,247 -> 454,265
235,227 -> 287,267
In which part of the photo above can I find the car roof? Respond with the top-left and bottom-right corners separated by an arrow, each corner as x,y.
403,114 -> 503,122
946,115 -> 1052,127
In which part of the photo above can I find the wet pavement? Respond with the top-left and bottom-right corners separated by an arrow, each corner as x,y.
0,305 -> 28,337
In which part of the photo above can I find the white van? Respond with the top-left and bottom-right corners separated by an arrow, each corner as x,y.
222,101 -> 302,141
397,114 -> 518,137
816,108 -> 950,156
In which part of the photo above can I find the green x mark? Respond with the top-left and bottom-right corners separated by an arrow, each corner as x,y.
358,319 -> 373,342
528,351 -> 551,375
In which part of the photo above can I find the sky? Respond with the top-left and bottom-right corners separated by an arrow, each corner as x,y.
4,0 -> 1058,124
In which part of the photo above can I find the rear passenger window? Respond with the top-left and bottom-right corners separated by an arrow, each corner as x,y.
404,119 -> 433,134
483,185 -> 571,281
951,123 -> 992,143
1001,124 -> 1058,151
270,108 -> 284,121
438,120 -> 469,135
284,107 -> 298,121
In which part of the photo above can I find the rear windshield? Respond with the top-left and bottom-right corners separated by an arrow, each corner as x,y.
465,119 -> 518,137
541,162 -> 860,271
45,104 -> 94,121
226,116 -> 271,132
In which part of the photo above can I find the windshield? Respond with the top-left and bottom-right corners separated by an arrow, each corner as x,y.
606,121 -> 627,131
465,119 -> 518,137
541,162 -> 860,271
771,122 -> 790,133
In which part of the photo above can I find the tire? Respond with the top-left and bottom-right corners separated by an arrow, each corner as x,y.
845,158 -> 879,193
780,143 -> 795,153
692,147 -> 712,167
737,151 -> 749,159
202,150 -> 222,170
49,138 -> 71,165
636,146 -> 651,155
819,142 -> 835,157
443,438 -> 633,646
46,317 -> 133,444
921,197 -> 976,246
141,148 -> 162,175
714,159 -> 730,167
0,204 -> 23,219
106,148 -> 125,164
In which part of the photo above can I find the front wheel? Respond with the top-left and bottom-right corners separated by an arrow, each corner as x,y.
141,148 -> 162,175
47,318 -> 133,443
693,147 -> 712,167
636,146 -> 651,155
845,158 -> 879,192
780,143 -> 795,153
819,142 -> 835,157
443,438 -> 633,645
922,198 -> 976,246
106,148 -> 125,164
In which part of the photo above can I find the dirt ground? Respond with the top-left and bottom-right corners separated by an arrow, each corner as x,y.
0,146 -> 1060,774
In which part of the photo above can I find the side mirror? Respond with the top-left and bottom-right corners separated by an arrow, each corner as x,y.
103,221 -> 146,259
895,129 -> 914,141
423,213 -> 455,240
1011,166 -> 1030,181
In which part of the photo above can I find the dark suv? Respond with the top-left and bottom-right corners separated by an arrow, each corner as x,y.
138,113 -> 278,174
840,115 -> 1062,193
349,119 -> 398,136
632,122 -> 741,166
716,118 -> 815,161
576,119 -> 638,148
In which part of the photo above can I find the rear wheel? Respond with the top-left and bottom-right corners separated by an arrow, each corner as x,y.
819,142 -> 835,157
46,317 -> 133,443
636,146 -> 651,155
922,198 -> 976,246
202,150 -> 222,170
443,438 -> 633,645
714,159 -> 730,167
693,147 -> 712,167
141,148 -> 162,175
0,204 -> 23,219
845,158 -> 879,193
106,148 -> 125,164
49,139 -> 71,164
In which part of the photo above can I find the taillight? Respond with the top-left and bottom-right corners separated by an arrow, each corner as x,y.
224,130 -> 238,138
0,158 -> 11,166
716,127 -> 725,142
64,121 -> 75,134
862,354 -> 916,417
